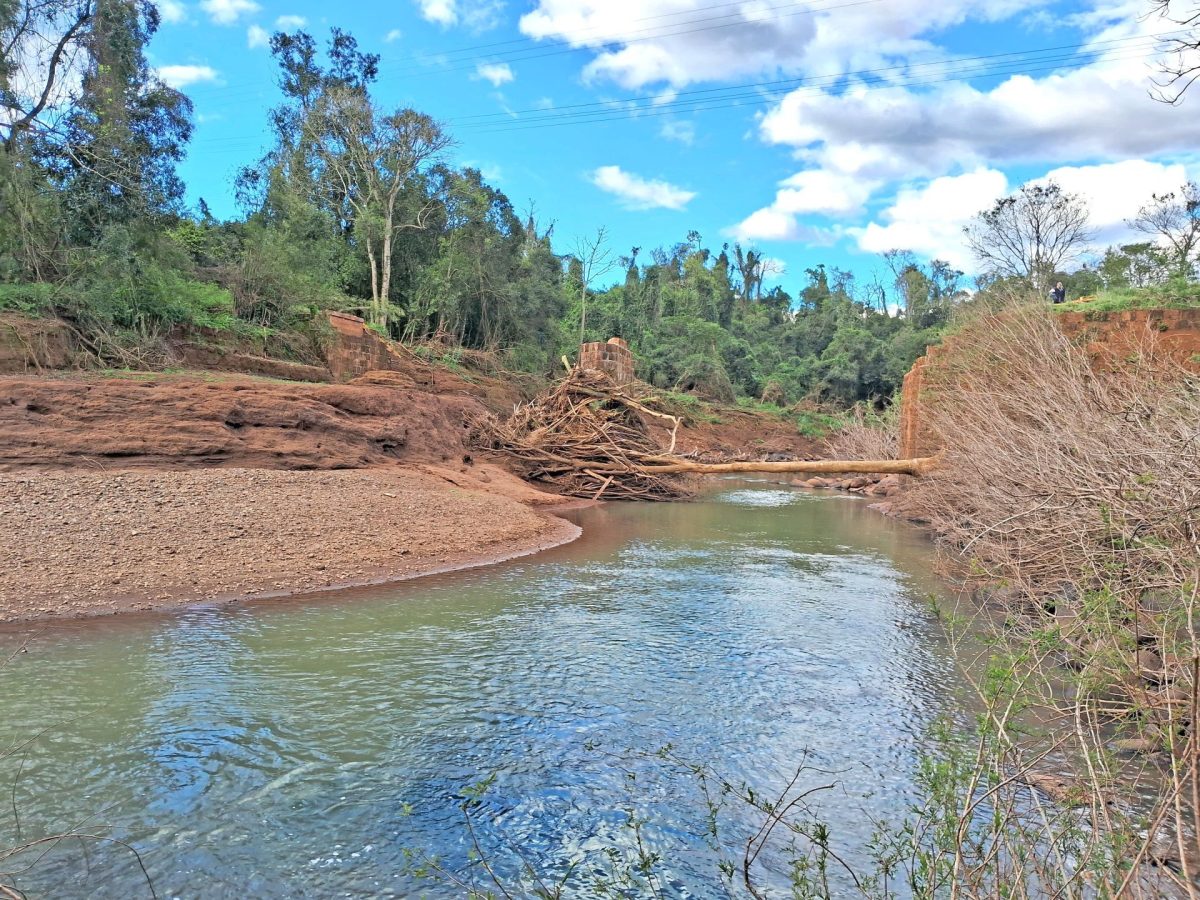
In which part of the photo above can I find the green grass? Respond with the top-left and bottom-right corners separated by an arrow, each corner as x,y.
795,410 -> 844,439
667,392 -> 847,438
1057,278 -> 1200,315
734,396 -> 790,417
734,397 -> 844,438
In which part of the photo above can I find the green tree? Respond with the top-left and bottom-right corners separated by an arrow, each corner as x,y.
1096,242 -> 1172,289
1,0 -> 93,153
307,86 -> 449,328
52,0 -> 192,246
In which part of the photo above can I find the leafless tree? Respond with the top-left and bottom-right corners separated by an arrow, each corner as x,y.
573,225 -> 618,345
1129,180 -> 1200,276
1,0 -> 93,152
1149,0 -> 1200,103
306,86 -> 450,328
964,182 -> 1094,293
863,270 -> 890,314
759,256 -> 784,287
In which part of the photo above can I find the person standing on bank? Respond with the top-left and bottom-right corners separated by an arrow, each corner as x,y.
1051,282 -> 1066,304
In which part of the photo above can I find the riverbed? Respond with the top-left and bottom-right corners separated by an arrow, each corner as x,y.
0,482 -> 965,897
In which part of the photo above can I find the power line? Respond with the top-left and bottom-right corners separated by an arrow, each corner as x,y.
398,0 -> 854,59
179,0 -> 886,102
382,0 -> 890,78
184,39 -> 1166,154
455,50 -> 1161,136
445,31 -> 1176,128
182,26 -> 1177,122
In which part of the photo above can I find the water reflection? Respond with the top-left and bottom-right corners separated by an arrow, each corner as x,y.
1,482 -> 960,898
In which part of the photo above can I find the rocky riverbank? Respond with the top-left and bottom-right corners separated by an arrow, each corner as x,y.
0,362 -> 820,623
794,472 -> 906,516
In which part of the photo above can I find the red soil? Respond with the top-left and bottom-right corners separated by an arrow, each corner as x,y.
0,372 -> 486,471
0,363 -> 819,623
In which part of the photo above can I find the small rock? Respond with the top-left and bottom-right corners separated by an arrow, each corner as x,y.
1137,649 -> 1165,683
1113,737 -> 1159,754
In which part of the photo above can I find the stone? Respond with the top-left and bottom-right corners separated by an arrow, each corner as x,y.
1113,737 -> 1158,754
1136,649 -> 1164,683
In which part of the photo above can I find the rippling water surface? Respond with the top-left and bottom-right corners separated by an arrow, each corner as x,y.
0,482 -> 964,898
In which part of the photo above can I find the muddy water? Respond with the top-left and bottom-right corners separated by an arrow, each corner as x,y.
0,482 -> 965,898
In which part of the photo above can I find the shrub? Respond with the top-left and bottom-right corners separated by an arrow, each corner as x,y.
0,282 -> 64,316
825,402 -> 899,460
793,409 -> 843,439
895,301 -> 1200,892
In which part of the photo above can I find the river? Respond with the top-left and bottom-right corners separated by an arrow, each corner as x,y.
0,482 -> 966,898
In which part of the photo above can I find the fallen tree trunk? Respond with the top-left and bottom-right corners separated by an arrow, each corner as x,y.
471,367 -> 943,499
635,454 -> 941,477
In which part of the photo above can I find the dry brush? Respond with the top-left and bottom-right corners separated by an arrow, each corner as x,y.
896,301 -> 1200,897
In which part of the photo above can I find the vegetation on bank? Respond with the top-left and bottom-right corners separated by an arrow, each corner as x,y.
1057,276 -> 1200,313
5,6 -> 1197,415
3,3 -> 1200,891
867,300 -> 1198,896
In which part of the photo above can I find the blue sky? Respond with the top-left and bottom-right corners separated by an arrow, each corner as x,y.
148,0 -> 1200,291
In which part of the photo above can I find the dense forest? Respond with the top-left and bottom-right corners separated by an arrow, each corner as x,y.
2,3 -> 1197,408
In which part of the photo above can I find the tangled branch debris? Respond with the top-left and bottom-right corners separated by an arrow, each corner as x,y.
469,368 -> 690,501
471,368 -> 940,500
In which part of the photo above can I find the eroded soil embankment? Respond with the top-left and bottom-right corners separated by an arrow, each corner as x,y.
0,373 -> 492,471
0,372 -> 822,472
0,372 -> 578,622
0,370 -> 820,623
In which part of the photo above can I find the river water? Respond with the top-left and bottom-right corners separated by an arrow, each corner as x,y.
0,482 -> 966,898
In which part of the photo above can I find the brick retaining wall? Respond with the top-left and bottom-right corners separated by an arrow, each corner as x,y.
579,337 -> 633,384
325,311 -> 411,382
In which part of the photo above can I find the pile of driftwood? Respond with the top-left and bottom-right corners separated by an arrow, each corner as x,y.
472,368 -> 942,501
470,368 -> 689,500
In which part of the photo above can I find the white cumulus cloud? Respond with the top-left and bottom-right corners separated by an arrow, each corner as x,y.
729,208 -> 840,245
418,0 -> 458,25
247,24 -> 269,48
849,160 -> 1200,272
275,14 -> 306,28
731,169 -> 878,241
854,169 -> 1010,270
1034,159 -> 1198,247
157,0 -> 187,24
729,6 -> 1200,265
474,62 -> 514,86
155,64 -> 220,88
200,0 -> 260,25
591,165 -> 696,210
518,0 -> 1051,89
732,207 -> 806,242
417,0 -> 504,30
385,29 -> 403,43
